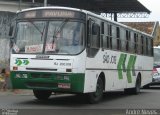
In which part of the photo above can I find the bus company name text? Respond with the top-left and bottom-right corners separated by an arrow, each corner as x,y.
103,53 -> 117,64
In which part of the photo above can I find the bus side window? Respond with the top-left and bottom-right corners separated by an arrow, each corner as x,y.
101,23 -> 108,49
87,18 -> 100,57
148,38 -> 152,56
146,37 -> 149,55
106,24 -> 112,49
143,37 -> 146,55
141,35 -> 144,55
126,30 -> 130,52
134,33 -> 138,53
116,27 -> 121,50
101,22 -> 104,49
90,23 -> 100,48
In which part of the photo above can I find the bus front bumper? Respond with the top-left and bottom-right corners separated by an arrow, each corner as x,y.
10,71 -> 85,93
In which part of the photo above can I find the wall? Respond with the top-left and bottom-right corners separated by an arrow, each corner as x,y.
153,25 -> 160,46
0,1 -> 32,68
0,12 -> 15,68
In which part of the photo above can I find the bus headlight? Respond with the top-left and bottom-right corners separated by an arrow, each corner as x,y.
56,75 -> 63,80
15,74 -> 28,79
64,76 -> 70,80
56,75 -> 70,81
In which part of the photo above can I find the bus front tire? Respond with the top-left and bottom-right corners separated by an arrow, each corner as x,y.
87,77 -> 103,104
33,90 -> 52,100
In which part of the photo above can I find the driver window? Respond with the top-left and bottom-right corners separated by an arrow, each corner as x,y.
91,23 -> 100,48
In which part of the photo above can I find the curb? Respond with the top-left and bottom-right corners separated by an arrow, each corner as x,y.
0,90 -> 33,96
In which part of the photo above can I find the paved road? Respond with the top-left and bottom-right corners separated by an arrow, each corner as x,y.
0,87 -> 160,115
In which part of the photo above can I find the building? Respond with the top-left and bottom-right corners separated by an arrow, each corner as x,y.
0,1 -> 32,68
122,22 -> 160,46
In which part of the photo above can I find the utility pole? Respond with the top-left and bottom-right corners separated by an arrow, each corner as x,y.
19,0 -> 22,10
114,12 -> 117,22
44,0 -> 47,6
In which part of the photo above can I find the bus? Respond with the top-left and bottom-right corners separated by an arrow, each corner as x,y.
10,7 -> 153,103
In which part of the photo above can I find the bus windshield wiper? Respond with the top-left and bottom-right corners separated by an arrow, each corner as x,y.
50,19 -> 69,50
28,20 -> 45,41
52,19 -> 69,41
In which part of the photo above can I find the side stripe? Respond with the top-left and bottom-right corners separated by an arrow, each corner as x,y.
117,53 -> 137,83
126,55 -> 137,83
117,54 -> 127,79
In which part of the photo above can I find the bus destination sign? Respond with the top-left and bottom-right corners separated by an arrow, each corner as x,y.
18,9 -> 85,20
24,11 -> 36,18
42,10 -> 75,18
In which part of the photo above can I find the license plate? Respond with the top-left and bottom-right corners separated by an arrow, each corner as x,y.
58,83 -> 70,89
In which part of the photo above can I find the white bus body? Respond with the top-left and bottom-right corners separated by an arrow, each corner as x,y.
10,7 -> 153,103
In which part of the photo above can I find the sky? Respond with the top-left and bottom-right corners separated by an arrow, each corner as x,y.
119,0 -> 160,22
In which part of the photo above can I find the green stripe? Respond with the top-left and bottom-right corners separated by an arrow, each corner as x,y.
117,54 -> 127,79
117,53 -> 137,83
126,55 -> 137,83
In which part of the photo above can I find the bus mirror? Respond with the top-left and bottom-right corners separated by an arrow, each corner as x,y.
9,26 -> 13,37
10,37 -> 14,48
87,19 -> 100,48
87,19 -> 92,48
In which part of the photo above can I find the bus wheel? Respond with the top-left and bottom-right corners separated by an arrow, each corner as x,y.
124,76 -> 141,95
88,77 -> 103,104
33,90 -> 52,100
133,76 -> 141,94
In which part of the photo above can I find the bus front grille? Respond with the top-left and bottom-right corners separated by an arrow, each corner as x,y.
31,73 -> 52,79
26,82 -> 57,88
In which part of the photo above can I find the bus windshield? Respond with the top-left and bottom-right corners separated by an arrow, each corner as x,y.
14,21 -> 46,54
45,20 -> 85,54
13,20 -> 85,55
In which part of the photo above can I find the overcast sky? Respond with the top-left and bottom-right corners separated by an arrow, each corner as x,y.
119,0 -> 160,22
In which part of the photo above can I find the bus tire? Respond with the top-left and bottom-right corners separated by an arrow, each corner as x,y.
143,84 -> 150,89
87,77 -> 103,104
33,90 -> 52,100
124,76 -> 141,95
133,76 -> 141,94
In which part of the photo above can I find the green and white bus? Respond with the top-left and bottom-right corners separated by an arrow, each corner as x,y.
10,7 -> 153,103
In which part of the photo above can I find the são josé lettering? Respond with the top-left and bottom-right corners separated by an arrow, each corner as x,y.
103,53 -> 117,64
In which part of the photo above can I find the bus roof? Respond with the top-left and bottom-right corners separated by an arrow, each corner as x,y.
17,6 -> 84,13
18,6 -> 153,38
